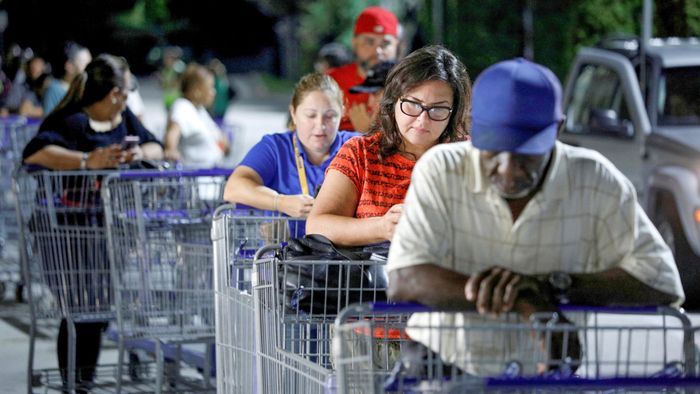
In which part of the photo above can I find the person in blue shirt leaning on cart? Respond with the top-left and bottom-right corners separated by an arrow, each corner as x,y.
387,58 -> 684,373
223,72 -> 359,236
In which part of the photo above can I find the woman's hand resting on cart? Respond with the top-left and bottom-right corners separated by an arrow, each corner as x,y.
84,144 -> 143,169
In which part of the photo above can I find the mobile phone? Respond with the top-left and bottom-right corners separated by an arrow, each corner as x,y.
121,135 -> 139,150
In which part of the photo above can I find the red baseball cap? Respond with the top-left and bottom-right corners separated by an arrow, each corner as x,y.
354,6 -> 398,37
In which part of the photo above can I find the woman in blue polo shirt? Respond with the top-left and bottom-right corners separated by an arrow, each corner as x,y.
223,72 -> 358,229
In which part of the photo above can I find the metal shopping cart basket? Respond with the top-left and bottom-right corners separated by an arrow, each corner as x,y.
334,302 -> 700,393
0,116 -> 38,303
13,166 -> 125,393
252,244 -> 389,393
102,168 -> 229,393
212,205 -> 304,394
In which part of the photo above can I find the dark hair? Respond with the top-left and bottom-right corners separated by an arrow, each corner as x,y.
29,72 -> 51,94
370,45 -> 471,158
41,54 -> 130,131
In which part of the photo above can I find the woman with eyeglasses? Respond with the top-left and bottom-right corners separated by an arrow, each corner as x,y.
22,54 -> 163,391
307,45 -> 471,246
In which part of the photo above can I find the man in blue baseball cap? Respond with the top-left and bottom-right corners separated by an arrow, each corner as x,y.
385,58 -> 683,373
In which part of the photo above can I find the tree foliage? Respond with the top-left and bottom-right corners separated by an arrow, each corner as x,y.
115,0 -> 171,30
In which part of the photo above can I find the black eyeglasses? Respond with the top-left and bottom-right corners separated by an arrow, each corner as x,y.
399,98 -> 452,121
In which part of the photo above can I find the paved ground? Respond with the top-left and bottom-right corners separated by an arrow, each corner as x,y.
0,72 -> 289,393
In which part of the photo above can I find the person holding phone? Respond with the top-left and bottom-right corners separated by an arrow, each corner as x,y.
23,54 -> 163,170
22,54 -> 163,390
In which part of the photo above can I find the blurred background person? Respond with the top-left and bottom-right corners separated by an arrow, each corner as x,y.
224,72 -> 359,233
159,45 -> 186,112
43,41 -> 92,114
4,54 -> 48,118
163,63 -> 229,168
22,54 -> 163,390
347,60 -> 396,132
125,75 -> 147,122
0,55 -> 12,110
3,43 -> 27,83
314,42 -> 352,74
328,6 -> 400,131
207,57 -> 236,124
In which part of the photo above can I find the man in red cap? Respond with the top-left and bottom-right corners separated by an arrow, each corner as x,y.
327,6 -> 400,132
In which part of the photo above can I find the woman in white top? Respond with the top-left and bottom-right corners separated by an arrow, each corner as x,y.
164,63 -> 229,168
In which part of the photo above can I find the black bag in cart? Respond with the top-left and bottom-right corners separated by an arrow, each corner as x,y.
277,234 -> 388,315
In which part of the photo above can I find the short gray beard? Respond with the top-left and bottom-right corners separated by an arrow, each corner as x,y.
490,151 -> 551,200
492,183 -> 535,200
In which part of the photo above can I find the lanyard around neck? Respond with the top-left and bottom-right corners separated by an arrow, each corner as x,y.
292,134 -> 310,196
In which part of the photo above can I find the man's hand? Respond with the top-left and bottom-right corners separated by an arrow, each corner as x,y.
278,194 -> 314,218
465,266 -> 582,371
464,266 -> 551,316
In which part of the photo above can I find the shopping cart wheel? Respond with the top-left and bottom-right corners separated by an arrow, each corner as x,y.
164,360 -> 180,388
31,372 -> 42,387
128,352 -> 146,382
14,283 -> 24,303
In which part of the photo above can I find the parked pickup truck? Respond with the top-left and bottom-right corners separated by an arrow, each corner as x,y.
559,36 -> 700,308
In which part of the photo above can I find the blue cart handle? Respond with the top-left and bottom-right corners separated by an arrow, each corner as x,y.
559,305 -> 668,314
367,301 -> 432,313
364,302 -> 675,316
115,167 -> 232,178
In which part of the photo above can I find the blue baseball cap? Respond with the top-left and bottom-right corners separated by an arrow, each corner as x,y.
471,58 -> 563,155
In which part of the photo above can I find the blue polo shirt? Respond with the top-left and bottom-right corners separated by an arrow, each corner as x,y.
239,130 -> 359,196
238,130 -> 359,236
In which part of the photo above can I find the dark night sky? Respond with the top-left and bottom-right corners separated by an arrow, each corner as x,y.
2,0 -> 278,74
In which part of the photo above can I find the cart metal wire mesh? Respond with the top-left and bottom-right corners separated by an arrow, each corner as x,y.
213,205 -> 303,394
334,302 -> 700,393
14,167 -> 119,392
102,169 -> 230,393
253,252 -> 389,393
0,116 -> 38,303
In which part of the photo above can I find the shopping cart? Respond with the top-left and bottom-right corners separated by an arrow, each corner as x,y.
13,166 -> 122,393
0,116 -> 38,302
334,302 -> 700,393
212,205 -> 304,394
102,168 -> 229,393
252,248 -> 389,393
